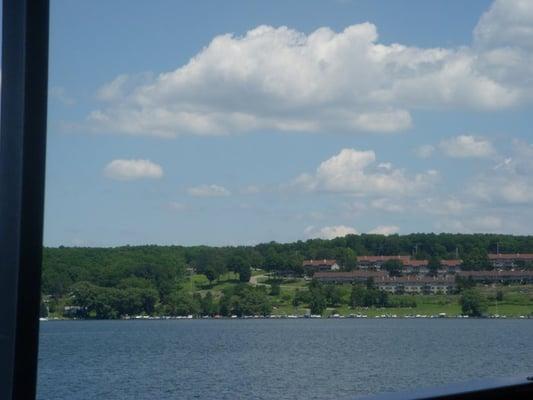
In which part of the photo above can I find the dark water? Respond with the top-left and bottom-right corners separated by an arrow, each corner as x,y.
37,319 -> 532,400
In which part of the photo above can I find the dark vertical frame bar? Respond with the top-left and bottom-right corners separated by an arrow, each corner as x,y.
0,1 -> 50,399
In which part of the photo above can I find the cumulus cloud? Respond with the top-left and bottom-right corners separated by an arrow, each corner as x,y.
439,135 -> 496,158
469,141 -> 533,204
305,225 -> 359,239
474,0 -> 533,50
471,179 -> 533,205
472,0 -> 533,102
103,159 -> 163,181
87,1 -> 533,138
187,184 -> 231,197
292,148 -> 438,196
368,225 -> 400,235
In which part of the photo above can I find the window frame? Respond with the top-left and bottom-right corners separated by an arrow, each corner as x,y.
0,1 -> 531,399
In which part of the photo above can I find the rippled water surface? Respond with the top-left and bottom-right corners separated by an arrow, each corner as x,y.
37,319 -> 532,400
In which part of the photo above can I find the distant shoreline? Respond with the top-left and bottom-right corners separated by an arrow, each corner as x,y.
40,314 -> 533,322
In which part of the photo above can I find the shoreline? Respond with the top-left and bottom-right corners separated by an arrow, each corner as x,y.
40,314 -> 533,322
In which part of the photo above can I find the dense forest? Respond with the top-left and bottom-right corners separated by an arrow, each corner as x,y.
42,233 -> 533,318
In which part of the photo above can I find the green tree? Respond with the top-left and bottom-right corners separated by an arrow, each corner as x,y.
201,291 -> 217,316
293,288 -> 310,307
292,289 -> 301,307
238,265 -> 252,283
324,284 -> 342,306
170,290 -> 200,316
309,290 -> 326,314
363,289 -> 379,307
460,289 -> 488,317
366,277 -> 375,290
428,256 -> 441,277
377,290 -> 389,307
335,247 -> 357,271
270,282 -> 281,296
350,285 -> 366,308
219,294 -> 232,316
463,249 -> 490,270
455,275 -> 475,292
205,267 -> 219,284
383,259 -> 402,277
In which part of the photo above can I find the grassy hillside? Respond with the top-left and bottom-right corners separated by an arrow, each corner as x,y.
164,270 -> 533,318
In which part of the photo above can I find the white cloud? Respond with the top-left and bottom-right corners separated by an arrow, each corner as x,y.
305,225 -> 359,239
439,135 -> 496,158
88,2 -> 533,138
370,198 -> 404,212
187,184 -> 231,197
470,173 -> 533,205
469,140 -> 533,205
472,0 -> 533,103
418,197 -> 469,216
103,159 -> 163,181
292,148 -> 438,196
368,225 -> 400,235
415,144 -> 435,159
474,0 -> 533,50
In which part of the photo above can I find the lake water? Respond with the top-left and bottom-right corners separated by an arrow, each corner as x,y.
37,319 -> 532,400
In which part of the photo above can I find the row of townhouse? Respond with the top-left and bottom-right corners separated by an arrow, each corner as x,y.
302,259 -> 340,274
313,271 -> 456,294
356,254 -> 533,270
303,254 -> 533,275
376,276 -> 456,295
357,255 -> 463,274
488,253 -> 533,268
313,270 -> 387,284
457,270 -> 533,284
304,256 -> 463,274
313,270 -> 533,292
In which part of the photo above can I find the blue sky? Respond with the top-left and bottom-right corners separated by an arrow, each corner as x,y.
44,0 -> 533,246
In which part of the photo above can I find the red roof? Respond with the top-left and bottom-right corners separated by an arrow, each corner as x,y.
402,259 -> 428,267
356,256 -> 463,268
441,259 -> 463,267
313,271 -> 386,279
358,255 -> 411,263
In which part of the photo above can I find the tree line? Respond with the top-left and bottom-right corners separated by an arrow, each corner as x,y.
41,233 -> 533,318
